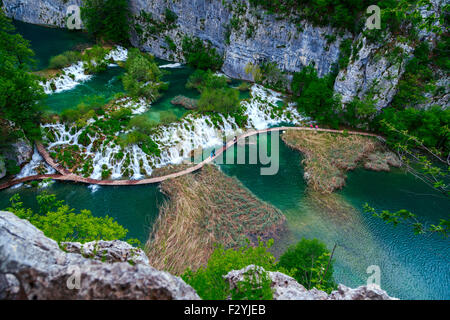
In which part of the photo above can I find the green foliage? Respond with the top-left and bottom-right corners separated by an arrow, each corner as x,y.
292,66 -> 340,128
164,8 -> 178,25
277,238 -> 337,293
159,111 -> 178,124
198,87 -> 240,114
377,106 -> 449,151
81,0 -> 130,44
182,37 -> 224,71
165,35 -> 177,52
127,114 -> 157,134
48,51 -> 82,69
122,49 -> 167,100
0,11 -> 45,140
364,204 -> 449,238
82,45 -> 109,74
118,130 -> 160,156
245,62 -> 289,92
338,38 -> 353,70
6,192 -> 133,244
186,69 -> 228,92
231,268 -> 274,300
248,0 -> 374,32
60,95 -> 106,125
182,240 -> 277,300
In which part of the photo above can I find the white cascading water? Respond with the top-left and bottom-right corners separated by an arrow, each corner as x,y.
40,62 -> 92,94
159,63 -> 182,69
40,46 -> 129,94
40,84 -> 307,181
12,147 -> 57,189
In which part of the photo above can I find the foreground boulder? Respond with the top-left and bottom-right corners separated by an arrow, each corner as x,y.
225,265 -> 397,300
0,211 -> 200,300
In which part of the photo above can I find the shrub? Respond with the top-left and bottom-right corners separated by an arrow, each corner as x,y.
182,240 -> 277,300
48,51 -> 81,69
81,0 -> 130,44
159,111 -> 178,124
186,69 -> 228,92
122,49 -> 167,100
277,238 -> 337,293
127,115 -> 157,134
197,87 -> 240,114
6,192 -> 134,244
182,37 -> 224,71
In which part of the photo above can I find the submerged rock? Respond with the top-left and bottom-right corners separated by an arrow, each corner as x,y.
225,265 -> 397,300
0,211 -> 200,300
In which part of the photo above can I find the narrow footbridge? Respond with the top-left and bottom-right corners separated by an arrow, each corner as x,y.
0,127 -> 382,190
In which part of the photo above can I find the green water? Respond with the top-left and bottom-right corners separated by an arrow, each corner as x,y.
13,20 -> 92,71
45,66 -> 125,113
218,134 -> 450,300
6,22 -> 449,300
0,183 -> 163,244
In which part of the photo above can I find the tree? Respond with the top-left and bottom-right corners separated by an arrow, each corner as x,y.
0,11 -> 45,140
182,240 -> 277,300
277,238 -> 337,293
122,49 -> 167,100
6,192 -> 136,244
181,37 -> 224,71
81,0 -> 131,45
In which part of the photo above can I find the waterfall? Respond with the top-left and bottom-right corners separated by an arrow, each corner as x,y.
40,46 -> 129,95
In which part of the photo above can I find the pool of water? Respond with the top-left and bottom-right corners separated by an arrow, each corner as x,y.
13,20 -> 92,71
0,182 -> 164,245
218,134 -> 450,300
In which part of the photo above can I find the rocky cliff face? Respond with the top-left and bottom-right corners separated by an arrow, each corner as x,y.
129,0 -> 347,80
2,0 -> 82,27
0,211 -> 396,300
0,211 -> 200,300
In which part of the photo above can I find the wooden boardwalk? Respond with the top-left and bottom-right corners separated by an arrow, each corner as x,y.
0,127 -> 382,190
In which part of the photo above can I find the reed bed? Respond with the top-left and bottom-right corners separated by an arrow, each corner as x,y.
281,130 -> 399,193
145,165 -> 285,275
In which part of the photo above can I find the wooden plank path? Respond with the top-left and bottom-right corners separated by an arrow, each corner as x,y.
0,127 -> 382,190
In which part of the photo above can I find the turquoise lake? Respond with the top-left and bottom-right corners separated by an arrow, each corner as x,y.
2,21 -> 448,300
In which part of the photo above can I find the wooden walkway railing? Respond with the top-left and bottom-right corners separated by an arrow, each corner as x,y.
0,127 -> 382,190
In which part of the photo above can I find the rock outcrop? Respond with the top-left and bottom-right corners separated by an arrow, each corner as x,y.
225,265 -> 397,300
0,211 -> 398,300
61,240 -> 150,266
2,0 -> 447,110
2,0 -> 82,27
0,120 -> 33,176
0,211 -> 200,300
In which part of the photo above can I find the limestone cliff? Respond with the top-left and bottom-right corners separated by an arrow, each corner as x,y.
1,0 -> 447,111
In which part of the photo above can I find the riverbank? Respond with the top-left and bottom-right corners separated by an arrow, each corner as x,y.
145,164 -> 285,275
281,130 -> 401,193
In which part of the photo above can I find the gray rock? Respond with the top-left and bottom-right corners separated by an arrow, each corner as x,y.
0,211 -> 200,300
0,157 -> 5,179
225,265 -> 396,300
61,240 -> 150,266
129,0 -> 348,80
10,138 -> 33,166
2,0 -> 82,27
329,284 -> 398,300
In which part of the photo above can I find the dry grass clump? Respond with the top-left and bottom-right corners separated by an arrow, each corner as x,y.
145,164 -> 285,275
281,130 -> 398,193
